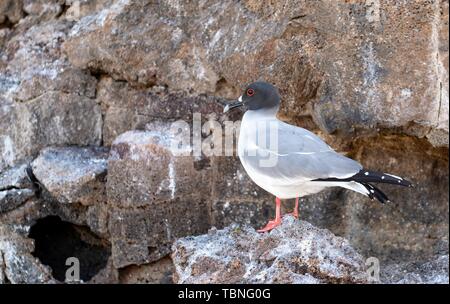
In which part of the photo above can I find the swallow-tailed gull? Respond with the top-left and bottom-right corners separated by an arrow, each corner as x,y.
223,81 -> 412,232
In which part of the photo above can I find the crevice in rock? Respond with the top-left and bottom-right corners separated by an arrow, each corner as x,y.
28,216 -> 111,282
91,69 -> 155,91
90,69 -> 111,82
3,274 -> 11,284
289,14 -> 307,22
1,275 -> 11,284
25,166 -> 42,198
326,122 -> 450,154
0,251 -> 10,284
21,7 -> 29,19
0,17 -> 14,30
57,3 -> 71,19
0,185 -> 20,192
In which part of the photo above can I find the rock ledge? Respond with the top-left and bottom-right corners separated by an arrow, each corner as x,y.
172,217 -> 369,284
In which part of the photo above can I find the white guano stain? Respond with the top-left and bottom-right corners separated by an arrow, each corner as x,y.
168,161 -> 176,199
164,218 -> 172,241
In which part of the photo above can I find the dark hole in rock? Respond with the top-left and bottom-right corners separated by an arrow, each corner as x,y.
28,216 -> 110,282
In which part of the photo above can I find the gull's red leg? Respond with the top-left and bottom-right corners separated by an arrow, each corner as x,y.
257,197 -> 282,233
285,197 -> 299,219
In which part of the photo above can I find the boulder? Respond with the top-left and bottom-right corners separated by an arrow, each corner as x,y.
0,225 -> 55,284
2,19 -> 97,102
0,250 -> 4,284
210,156 -> 275,229
64,0 -> 113,22
107,129 -> 212,268
0,196 -> 110,240
31,146 -> 108,206
172,217 -> 369,284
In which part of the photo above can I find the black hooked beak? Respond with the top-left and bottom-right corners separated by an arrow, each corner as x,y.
223,96 -> 243,113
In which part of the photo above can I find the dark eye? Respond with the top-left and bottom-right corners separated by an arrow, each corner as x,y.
246,88 -> 255,96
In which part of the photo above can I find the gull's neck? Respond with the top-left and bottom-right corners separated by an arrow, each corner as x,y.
245,105 -> 279,120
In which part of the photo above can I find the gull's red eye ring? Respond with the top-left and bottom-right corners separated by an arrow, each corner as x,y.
246,88 -> 255,96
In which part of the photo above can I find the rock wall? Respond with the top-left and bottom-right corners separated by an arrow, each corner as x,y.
0,0 -> 448,283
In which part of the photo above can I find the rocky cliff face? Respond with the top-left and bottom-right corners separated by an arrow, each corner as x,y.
0,0 -> 448,284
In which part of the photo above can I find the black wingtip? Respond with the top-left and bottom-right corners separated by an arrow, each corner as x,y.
314,169 -> 414,188
361,182 -> 390,204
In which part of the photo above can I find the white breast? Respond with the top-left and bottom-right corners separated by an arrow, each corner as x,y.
238,110 -> 315,199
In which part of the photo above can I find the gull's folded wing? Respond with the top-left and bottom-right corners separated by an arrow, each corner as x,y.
241,120 -> 362,185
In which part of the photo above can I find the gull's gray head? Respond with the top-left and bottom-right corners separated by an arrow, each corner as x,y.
223,81 -> 281,113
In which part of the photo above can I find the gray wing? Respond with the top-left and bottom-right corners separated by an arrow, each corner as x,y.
241,120 -> 362,184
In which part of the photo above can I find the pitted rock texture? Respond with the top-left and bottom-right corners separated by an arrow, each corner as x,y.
382,254 -> 449,284
172,217 -> 369,284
